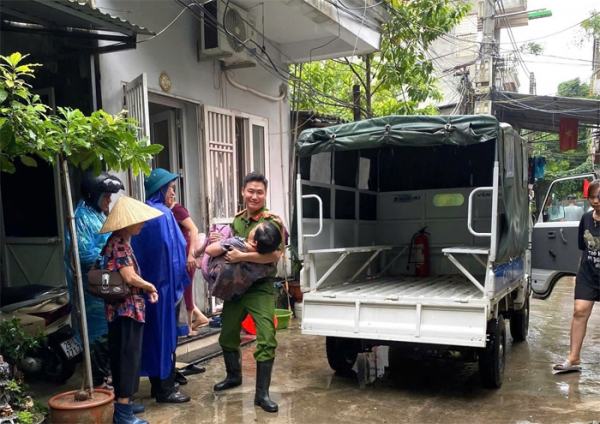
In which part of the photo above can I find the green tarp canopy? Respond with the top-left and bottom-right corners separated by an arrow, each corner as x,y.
296,115 -> 500,157
295,115 -> 529,265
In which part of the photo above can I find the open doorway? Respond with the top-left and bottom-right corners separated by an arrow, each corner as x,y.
149,102 -> 185,206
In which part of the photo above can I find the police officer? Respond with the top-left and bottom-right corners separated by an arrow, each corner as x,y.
213,172 -> 283,413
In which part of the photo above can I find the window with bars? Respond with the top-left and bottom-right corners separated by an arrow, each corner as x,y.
203,106 -> 269,223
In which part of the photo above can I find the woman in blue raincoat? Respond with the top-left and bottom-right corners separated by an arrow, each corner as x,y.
64,171 -> 123,389
131,169 -> 191,403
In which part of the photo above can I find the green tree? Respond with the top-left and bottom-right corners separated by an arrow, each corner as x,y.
520,42 -> 544,56
557,77 -> 592,98
0,52 -> 162,400
292,0 -> 470,120
578,9 -> 600,44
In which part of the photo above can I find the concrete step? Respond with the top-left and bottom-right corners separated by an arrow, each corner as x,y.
176,326 -> 255,364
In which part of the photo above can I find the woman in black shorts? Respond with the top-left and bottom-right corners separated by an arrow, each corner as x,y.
554,180 -> 600,372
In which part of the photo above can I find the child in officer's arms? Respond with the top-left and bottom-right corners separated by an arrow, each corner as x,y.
204,221 -> 282,301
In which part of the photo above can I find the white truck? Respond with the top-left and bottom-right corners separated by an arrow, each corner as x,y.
294,115 -> 531,388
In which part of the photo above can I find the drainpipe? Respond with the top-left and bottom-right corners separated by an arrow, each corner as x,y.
224,71 -> 285,101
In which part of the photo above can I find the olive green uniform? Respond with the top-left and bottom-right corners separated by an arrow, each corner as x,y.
218,207 -> 281,362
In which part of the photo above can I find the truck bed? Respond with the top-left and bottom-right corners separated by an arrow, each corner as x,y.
302,274 -> 488,348
316,274 -> 483,302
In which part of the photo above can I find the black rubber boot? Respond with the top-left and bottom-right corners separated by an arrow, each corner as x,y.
254,360 -> 278,413
214,350 -> 242,391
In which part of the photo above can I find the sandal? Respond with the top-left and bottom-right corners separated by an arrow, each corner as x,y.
553,360 -> 582,373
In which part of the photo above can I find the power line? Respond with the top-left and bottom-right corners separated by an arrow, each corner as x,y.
137,7 -> 188,43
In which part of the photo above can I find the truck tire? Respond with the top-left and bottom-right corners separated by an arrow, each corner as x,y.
510,298 -> 530,342
478,316 -> 506,389
326,336 -> 359,374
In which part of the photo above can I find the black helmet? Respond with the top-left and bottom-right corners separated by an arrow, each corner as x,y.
80,171 -> 124,210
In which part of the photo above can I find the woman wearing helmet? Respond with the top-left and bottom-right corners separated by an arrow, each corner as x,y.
64,171 -> 123,389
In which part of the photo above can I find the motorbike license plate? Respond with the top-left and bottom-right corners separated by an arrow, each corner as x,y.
60,337 -> 83,359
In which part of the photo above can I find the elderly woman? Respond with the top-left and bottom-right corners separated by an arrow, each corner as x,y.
97,196 -> 162,424
163,178 -> 210,335
131,169 -> 191,403
65,171 -> 123,390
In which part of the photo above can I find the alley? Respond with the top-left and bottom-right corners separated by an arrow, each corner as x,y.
124,277 -> 599,424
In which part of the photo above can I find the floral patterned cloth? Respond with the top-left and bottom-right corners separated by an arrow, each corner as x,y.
99,234 -> 146,323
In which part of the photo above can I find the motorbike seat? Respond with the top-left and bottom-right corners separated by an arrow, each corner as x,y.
0,284 -> 61,308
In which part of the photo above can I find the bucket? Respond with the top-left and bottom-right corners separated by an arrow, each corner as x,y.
275,309 -> 293,330
242,314 -> 279,335
294,302 -> 303,320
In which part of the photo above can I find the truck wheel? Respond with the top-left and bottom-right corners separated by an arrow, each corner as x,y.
326,336 -> 359,374
510,298 -> 530,342
478,316 -> 506,389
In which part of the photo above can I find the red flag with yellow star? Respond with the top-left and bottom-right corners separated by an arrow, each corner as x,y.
559,117 -> 578,151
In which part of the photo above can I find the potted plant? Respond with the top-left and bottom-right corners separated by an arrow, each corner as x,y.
0,53 -> 162,424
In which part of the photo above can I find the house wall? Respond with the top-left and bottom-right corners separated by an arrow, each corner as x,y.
96,0 -> 291,311
96,1 -> 290,215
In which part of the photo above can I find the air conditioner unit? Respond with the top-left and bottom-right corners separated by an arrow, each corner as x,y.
199,1 -> 258,65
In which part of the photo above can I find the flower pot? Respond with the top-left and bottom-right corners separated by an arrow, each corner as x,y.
288,281 -> 303,303
48,389 -> 114,424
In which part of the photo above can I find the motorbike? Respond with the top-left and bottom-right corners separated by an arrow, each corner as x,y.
0,284 -> 82,383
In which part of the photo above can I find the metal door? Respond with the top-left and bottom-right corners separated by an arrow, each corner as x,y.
532,174 -> 595,298
1,160 -> 65,287
124,73 -> 150,200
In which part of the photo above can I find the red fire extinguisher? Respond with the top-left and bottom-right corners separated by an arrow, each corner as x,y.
408,227 -> 430,277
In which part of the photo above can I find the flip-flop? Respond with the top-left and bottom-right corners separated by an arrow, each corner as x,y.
553,360 -> 582,373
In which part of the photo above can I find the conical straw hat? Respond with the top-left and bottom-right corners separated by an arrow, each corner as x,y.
100,196 -> 163,234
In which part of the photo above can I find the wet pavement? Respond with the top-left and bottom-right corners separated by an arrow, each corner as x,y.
37,277 -> 600,423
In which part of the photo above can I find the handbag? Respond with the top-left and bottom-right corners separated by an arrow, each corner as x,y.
87,257 -> 130,302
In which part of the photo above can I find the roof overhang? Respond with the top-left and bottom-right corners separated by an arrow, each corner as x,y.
0,0 -> 154,54
495,91 -> 600,134
229,0 -> 390,63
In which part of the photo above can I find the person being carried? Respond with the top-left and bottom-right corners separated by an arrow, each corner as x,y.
205,222 -> 282,301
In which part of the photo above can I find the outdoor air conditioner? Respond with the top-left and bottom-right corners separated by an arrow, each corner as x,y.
199,1 -> 258,65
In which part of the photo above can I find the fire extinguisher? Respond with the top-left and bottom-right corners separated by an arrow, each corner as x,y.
408,227 -> 430,277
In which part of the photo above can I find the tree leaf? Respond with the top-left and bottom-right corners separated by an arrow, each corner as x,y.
0,156 -> 16,173
142,144 -> 164,155
20,155 -> 37,167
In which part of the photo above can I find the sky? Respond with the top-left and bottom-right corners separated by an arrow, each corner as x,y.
501,0 -> 597,96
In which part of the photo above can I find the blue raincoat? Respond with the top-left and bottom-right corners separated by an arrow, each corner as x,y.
64,200 -> 110,343
132,188 -> 191,379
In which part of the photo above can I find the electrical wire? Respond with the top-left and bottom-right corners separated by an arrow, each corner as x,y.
136,7 -> 188,44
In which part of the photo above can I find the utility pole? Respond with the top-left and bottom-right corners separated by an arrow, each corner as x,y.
528,72 -> 536,144
474,0 -> 495,115
591,37 -> 600,96
353,84 -> 361,121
